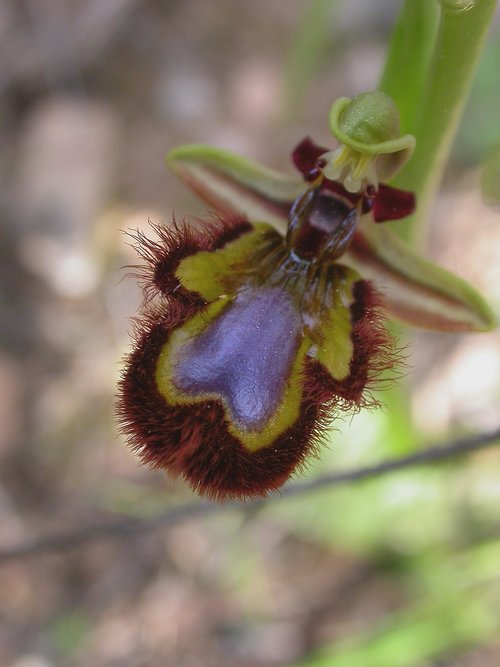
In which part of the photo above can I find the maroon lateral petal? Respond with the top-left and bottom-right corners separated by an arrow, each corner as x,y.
130,214 -> 252,303
292,136 -> 329,178
373,184 -> 416,222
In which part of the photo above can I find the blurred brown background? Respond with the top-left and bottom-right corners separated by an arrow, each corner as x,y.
1,2 -> 499,666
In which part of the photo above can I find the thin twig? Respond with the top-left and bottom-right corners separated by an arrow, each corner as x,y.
1,427 -> 499,564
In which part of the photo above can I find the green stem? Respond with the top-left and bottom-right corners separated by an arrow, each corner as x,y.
379,0 -> 439,136
390,0 -> 498,245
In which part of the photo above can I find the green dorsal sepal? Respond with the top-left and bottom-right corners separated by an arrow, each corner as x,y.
324,91 -> 416,192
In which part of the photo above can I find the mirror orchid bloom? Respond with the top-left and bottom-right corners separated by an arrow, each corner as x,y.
118,92 -> 494,501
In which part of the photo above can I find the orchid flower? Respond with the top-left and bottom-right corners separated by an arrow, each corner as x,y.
118,92 -> 494,501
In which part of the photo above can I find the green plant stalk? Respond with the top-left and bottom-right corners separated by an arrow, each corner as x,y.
377,0 -> 495,431
389,0 -> 498,245
379,0 -> 439,136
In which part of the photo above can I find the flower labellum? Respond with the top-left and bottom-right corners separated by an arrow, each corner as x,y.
118,92 -> 495,501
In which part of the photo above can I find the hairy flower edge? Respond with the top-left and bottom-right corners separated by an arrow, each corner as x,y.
117,215 -> 400,500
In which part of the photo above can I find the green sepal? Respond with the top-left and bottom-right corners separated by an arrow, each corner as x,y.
167,144 -> 302,233
329,93 -> 415,156
328,93 -> 416,181
345,219 -> 496,332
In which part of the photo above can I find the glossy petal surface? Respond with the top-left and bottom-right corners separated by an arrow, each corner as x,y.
174,286 -> 302,431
